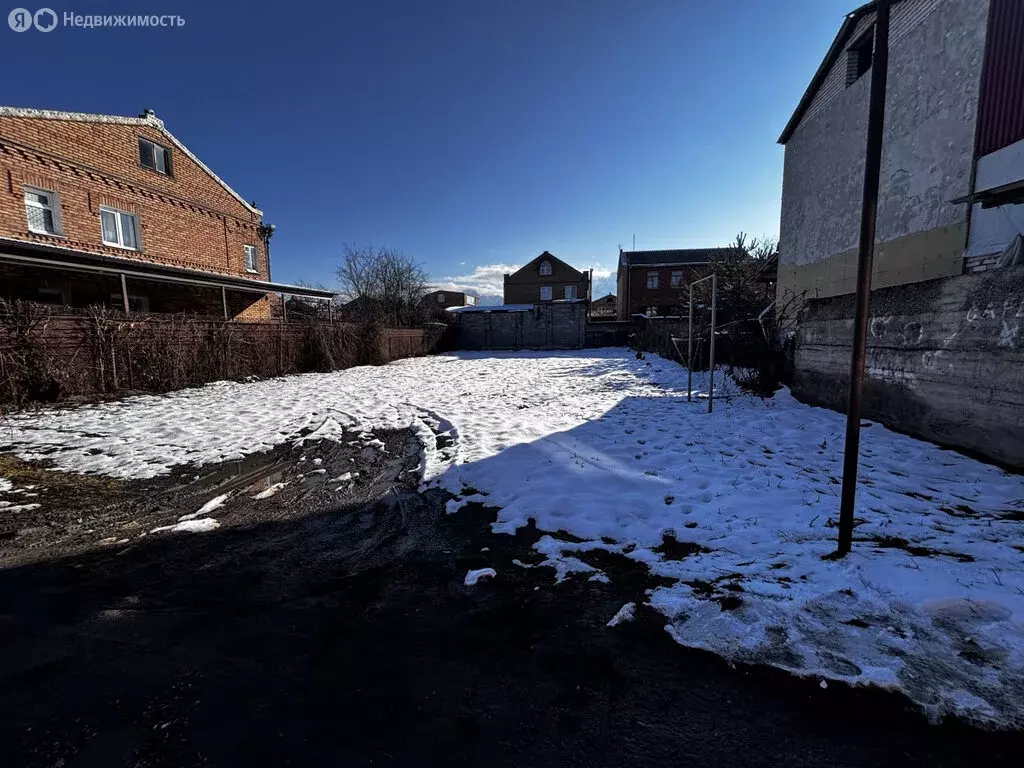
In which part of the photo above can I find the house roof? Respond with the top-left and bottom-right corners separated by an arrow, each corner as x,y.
506,251 -> 586,280
593,293 -> 616,302
777,0 -> 907,145
0,236 -> 334,298
619,248 -> 744,269
0,106 -> 262,216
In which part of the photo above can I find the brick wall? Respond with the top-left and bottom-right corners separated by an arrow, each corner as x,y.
964,253 -> 1004,273
623,265 -> 704,316
0,115 -> 268,280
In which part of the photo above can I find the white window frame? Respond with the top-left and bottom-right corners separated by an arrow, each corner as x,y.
436,293 -> 446,304
24,186 -> 63,236
539,285 -> 553,301
99,206 -> 141,250
564,285 -> 577,300
243,244 -> 259,273
139,137 -> 172,175
670,270 -> 683,288
647,271 -> 659,289
539,260 -> 553,276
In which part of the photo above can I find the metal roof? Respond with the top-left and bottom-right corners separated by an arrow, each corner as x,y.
619,248 -> 744,268
0,237 -> 335,298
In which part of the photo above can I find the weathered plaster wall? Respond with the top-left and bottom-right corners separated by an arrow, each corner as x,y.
778,0 -> 989,302
794,267 -> 1024,468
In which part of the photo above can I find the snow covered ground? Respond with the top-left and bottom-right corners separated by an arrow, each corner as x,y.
3,348 -> 1024,726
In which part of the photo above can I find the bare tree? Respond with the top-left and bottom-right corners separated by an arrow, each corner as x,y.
336,245 -> 430,327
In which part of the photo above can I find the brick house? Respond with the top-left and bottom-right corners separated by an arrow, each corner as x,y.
589,293 -> 617,318
0,106 -> 332,319
503,251 -> 591,306
423,289 -> 478,309
616,248 -> 742,318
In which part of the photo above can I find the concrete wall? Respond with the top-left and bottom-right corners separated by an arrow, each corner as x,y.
793,266 -> 1024,468
778,0 -> 990,302
455,302 -> 586,350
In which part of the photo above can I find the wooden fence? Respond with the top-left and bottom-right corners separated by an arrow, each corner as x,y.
0,307 -> 445,406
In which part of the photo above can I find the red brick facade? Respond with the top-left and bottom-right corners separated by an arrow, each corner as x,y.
503,252 -> 591,305
620,265 -> 704,317
0,109 -> 273,319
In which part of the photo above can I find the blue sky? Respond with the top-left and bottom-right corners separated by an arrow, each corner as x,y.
2,0 -> 850,297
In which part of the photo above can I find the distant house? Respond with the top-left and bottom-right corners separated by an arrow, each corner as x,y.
589,293 -> 617,318
423,289 -> 477,309
503,251 -> 591,305
616,248 -> 742,319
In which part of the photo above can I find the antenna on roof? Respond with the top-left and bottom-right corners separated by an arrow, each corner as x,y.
632,234 -> 636,251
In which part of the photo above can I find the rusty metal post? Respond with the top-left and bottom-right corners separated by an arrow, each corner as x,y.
838,0 -> 891,557
120,273 -> 130,315
708,272 -> 717,414
327,298 -> 333,324
221,286 -> 229,321
281,293 -> 287,323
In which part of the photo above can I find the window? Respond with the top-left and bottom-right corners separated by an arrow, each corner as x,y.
670,270 -> 683,288
564,285 -> 577,300
646,271 -> 659,289
24,187 -> 61,235
100,207 -> 140,250
436,293 -> 446,303
109,293 -> 150,312
539,260 -> 552,276
846,28 -> 874,87
647,306 -> 658,317
139,137 -> 172,175
539,285 -> 553,301
243,244 -> 259,273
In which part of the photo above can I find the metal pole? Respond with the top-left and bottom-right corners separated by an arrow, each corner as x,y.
120,273 -> 130,315
708,273 -> 717,414
282,293 -> 287,323
328,298 -> 333,324
222,286 -> 229,321
687,282 -> 693,401
838,0 -> 890,557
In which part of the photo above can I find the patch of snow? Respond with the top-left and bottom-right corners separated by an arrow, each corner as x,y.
464,568 -> 497,586
253,483 -> 287,500
607,602 -> 636,627
4,349 -> 1024,725
178,492 -> 230,522
151,518 -> 220,534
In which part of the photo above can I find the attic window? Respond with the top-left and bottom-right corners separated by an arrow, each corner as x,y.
139,137 -> 172,175
539,261 -> 552,276
846,28 -> 874,87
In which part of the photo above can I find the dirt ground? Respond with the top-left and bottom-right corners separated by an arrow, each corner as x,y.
2,426 -> 1024,767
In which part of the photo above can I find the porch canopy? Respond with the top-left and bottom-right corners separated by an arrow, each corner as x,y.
0,236 -> 334,319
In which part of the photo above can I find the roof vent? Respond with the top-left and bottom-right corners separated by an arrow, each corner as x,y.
139,108 -> 157,119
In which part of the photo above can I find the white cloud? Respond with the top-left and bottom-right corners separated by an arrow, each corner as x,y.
431,263 -> 521,298
434,263 -> 614,293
